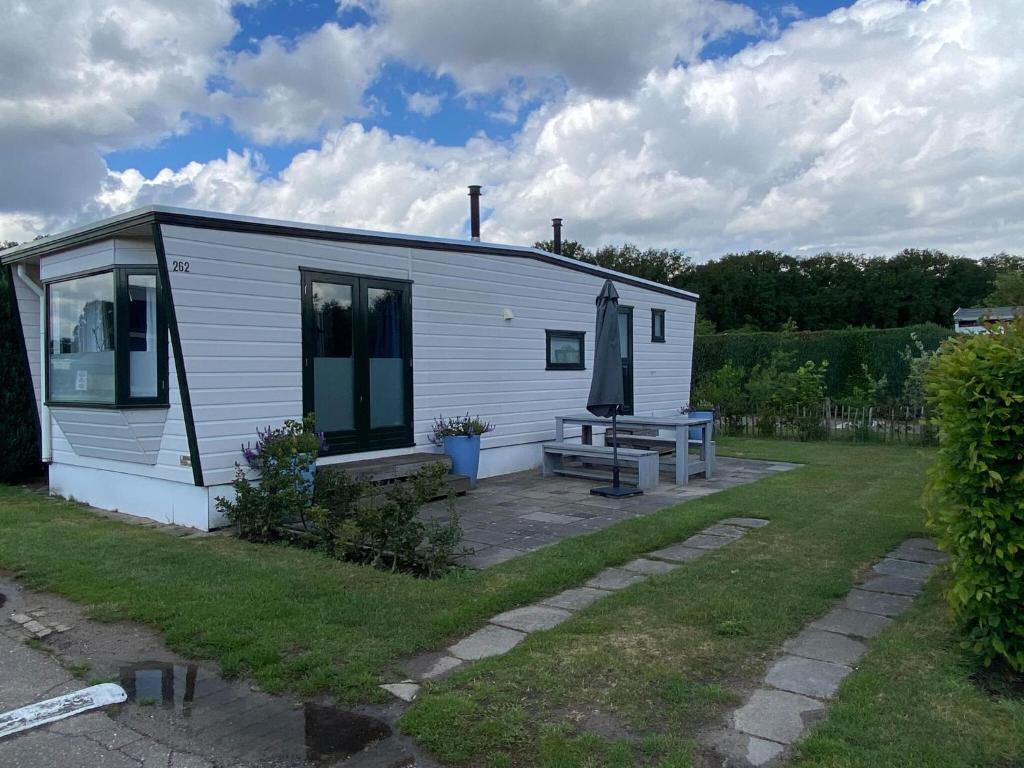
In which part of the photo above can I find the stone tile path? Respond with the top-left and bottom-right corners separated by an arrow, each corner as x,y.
381,517 -> 770,702
705,538 -> 947,767
419,457 -> 797,568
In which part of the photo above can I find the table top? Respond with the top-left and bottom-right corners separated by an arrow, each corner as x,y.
557,412 -> 712,427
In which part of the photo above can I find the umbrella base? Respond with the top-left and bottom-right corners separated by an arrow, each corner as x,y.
590,484 -> 643,498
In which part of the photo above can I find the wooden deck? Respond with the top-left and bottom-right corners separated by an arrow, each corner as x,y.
319,452 -> 470,495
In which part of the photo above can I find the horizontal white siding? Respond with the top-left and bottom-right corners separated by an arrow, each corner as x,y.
39,238 -> 156,281
161,225 -> 694,487
51,407 -> 168,464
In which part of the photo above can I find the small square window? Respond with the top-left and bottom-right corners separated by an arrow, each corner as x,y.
651,309 -> 666,342
546,330 -> 585,370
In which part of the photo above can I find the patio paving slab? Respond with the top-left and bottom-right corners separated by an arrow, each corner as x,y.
402,651 -> 464,681
448,625 -> 526,661
521,511 -> 585,524
857,574 -> 925,596
809,608 -> 893,639
585,568 -> 647,591
380,682 -> 420,702
490,605 -> 573,633
765,655 -> 852,699
458,546 -> 522,569
889,545 -> 949,565
872,557 -> 934,580
844,589 -> 915,617
620,558 -> 679,575
681,533 -> 736,550
706,729 -> 786,767
647,544 -> 706,563
733,689 -> 825,744
719,517 -> 770,528
701,523 -> 747,538
783,629 -> 867,666
540,587 -> 611,611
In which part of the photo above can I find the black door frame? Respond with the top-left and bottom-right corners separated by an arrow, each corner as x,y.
301,268 -> 414,456
618,305 -> 634,415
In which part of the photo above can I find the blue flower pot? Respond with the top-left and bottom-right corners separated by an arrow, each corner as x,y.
688,411 -> 714,441
443,435 -> 481,488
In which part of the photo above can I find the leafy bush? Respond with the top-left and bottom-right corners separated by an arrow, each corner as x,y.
217,417 -> 324,540
0,265 -> 41,481
926,321 -> 1024,672
312,462 -> 461,576
741,352 -> 827,440
694,324 -> 951,402
692,362 -> 747,420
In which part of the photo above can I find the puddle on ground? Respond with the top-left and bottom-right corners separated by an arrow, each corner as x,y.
119,661 -> 392,764
0,592 -> 6,609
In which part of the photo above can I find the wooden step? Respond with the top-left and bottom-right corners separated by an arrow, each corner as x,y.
319,452 -> 451,484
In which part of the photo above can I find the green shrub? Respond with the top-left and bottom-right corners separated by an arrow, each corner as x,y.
694,324 -> 951,402
691,362 -> 747,419
312,462 -> 461,576
217,417 -> 323,540
0,265 -> 41,481
926,321 -> 1024,672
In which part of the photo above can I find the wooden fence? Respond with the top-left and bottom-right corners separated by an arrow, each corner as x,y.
714,401 -> 935,445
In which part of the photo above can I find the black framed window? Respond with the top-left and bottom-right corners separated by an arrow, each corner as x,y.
651,308 -> 666,342
546,330 -> 585,370
46,267 -> 168,408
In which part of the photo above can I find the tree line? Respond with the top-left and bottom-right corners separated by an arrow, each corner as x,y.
535,239 -> 1024,332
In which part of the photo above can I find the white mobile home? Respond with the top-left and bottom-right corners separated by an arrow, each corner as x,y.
3,205 -> 697,529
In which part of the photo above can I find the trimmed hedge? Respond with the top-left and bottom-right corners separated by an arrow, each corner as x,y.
926,322 -> 1024,671
0,265 -> 42,481
693,323 -> 952,400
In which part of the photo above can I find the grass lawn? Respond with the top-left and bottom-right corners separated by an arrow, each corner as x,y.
0,439 -> 1020,767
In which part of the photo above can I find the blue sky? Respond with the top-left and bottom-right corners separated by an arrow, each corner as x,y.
106,0 -> 856,177
4,0 -> 1016,258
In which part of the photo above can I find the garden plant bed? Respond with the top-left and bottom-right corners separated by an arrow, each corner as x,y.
0,439 -> 1020,767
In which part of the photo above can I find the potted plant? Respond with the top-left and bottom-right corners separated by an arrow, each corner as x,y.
429,414 -> 494,489
241,415 -> 326,522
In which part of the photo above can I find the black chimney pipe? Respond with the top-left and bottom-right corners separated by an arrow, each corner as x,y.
468,185 -> 481,240
552,218 -> 563,255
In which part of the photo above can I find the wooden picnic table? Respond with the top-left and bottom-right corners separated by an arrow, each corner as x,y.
554,413 -> 714,485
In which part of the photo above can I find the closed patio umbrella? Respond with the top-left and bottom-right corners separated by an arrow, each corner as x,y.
587,280 -> 642,497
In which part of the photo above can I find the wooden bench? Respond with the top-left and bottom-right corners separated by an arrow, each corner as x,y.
604,433 -> 716,467
542,442 -> 660,490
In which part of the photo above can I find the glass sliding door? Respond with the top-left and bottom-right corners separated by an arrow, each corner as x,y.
302,270 -> 413,455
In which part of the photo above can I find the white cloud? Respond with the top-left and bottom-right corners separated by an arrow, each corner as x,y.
365,0 -> 759,95
405,90 -> 443,117
0,0 -> 238,228
211,22 -> 385,143
4,0 -> 1024,260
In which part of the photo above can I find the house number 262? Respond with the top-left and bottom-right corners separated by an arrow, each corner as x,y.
172,260 -> 191,272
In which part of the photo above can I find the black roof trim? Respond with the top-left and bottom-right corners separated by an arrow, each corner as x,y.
1,207 -> 698,302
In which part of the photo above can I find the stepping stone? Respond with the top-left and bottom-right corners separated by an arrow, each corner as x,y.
719,517 -> 770,529
705,728 -> 786,767
585,568 -> 646,591
403,652 -> 463,681
682,533 -> 736,550
380,682 -> 420,702
903,537 -> 940,551
541,587 -> 610,611
765,655 -> 852,699
448,625 -> 526,661
809,608 -> 892,639
890,546 -> 949,565
858,574 -> 925,597
873,558 -> 934,580
490,605 -> 572,633
701,524 -> 747,538
620,558 -> 679,575
845,589 -> 914,617
647,544 -> 706,563
9,613 -> 30,625
733,688 -> 824,744
783,629 -> 868,666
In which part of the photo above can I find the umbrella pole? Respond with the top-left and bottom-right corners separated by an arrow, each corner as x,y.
611,412 -> 620,488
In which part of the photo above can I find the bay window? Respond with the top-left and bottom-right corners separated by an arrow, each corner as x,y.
47,268 -> 167,407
